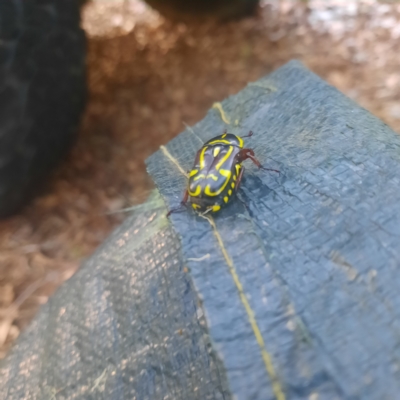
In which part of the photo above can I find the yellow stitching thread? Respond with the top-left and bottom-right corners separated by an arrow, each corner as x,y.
212,102 -> 230,124
199,214 -> 285,400
160,142 -> 285,400
160,145 -> 187,177
182,121 -> 204,144
187,254 -> 210,262
248,82 -> 277,92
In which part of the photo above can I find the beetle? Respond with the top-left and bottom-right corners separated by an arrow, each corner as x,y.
167,130 -> 279,216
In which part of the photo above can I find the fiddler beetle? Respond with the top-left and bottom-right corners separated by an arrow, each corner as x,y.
167,130 -> 279,216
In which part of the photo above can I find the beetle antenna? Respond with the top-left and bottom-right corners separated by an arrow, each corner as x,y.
167,202 -> 187,217
241,131 -> 253,138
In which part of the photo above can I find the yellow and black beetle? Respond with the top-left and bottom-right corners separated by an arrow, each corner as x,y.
167,131 -> 279,216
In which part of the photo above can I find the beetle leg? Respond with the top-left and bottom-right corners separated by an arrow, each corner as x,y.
182,189 -> 189,203
167,190 -> 189,217
238,148 -> 280,174
235,168 -> 251,212
235,166 -> 245,193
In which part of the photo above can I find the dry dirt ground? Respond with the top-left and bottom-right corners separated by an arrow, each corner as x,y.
1,0 -> 400,358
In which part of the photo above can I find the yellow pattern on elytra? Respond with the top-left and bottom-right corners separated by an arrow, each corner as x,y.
222,133 -> 227,138
192,204 -> 200,209
224,196 -> 229,203
212,102 -> 230,124
213,147 -> 221,157
212,205 -> 221,212
161,144 -> 286,400
193,173 -> 220,183
199,214 -> 286,400
204,169 -> 231,196
189,169 -> 198,177
228,189 -> 232,195
193,174 -> 206,181
233,175 -> 237,181
231,182 -> 235,189
216,146 -> 233,170
207,139 -> 233,146
199,146 -> 207,169
160,145 -> 187,176
189,185 -> 201,197
207,135 -> 243,147
235,164 -> 241,174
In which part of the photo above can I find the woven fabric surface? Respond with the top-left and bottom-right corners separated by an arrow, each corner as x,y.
147,60 -> 400,400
